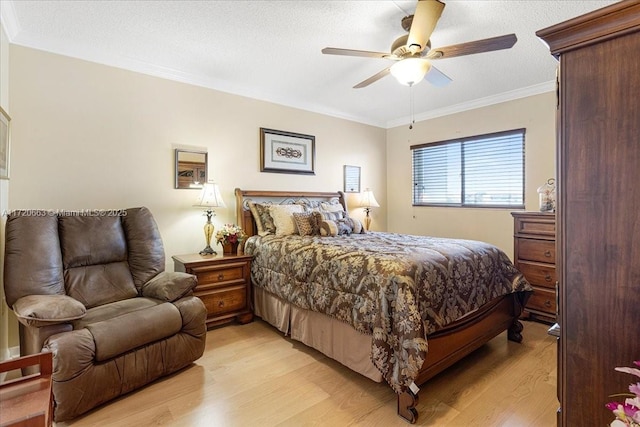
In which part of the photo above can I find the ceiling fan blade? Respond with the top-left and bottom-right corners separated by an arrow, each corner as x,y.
322,47 -> 389,59
354,68 -> 391,88
427,34 -> 517,59
424,65 -> 451,87
407,0 -> 445,54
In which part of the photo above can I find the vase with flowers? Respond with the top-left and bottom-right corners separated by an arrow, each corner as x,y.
216,223 -> 246,255
607,360 -> 640,427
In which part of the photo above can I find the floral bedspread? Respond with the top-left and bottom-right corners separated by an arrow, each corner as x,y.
245,232 -> 531,392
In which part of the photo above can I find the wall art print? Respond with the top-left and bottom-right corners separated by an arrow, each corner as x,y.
260,128 -> 315,175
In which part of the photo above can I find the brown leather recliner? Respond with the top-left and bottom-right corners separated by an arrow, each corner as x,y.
3,207 -> 207,421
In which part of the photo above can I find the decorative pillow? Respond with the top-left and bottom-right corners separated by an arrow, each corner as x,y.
270,204 -> 305,236
335,218 -> 354,235
300,200 -> 323,212
293,211 -> 320,236
319,219 -> 338,237
348,217 -> 365,234
249,202 -> 276,236
319,218 -> 353,236
13,294 -> 86,327
319,210 -> 345,221
320,201 -> 345,214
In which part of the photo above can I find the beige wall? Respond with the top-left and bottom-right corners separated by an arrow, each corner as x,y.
9,45 -> 387,248
386,92 -> 556,258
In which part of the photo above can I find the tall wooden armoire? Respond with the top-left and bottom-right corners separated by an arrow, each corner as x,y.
537,2 -> 640,426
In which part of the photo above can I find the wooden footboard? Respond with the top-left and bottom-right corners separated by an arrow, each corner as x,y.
397,292 -> 525,423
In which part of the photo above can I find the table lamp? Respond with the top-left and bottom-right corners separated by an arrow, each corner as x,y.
194,182 -> 225,255
360,188 -> 380,231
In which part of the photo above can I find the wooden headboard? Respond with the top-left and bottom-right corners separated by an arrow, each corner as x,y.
234,188 -> 347,238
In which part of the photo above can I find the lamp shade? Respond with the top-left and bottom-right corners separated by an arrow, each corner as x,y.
194,182 -> 226,208
390,58 -> 431,86
360,189 -> 380,209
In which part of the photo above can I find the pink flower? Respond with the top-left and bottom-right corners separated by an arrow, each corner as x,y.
609,361 -> 640,427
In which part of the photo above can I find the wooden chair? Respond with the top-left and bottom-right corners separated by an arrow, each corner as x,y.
0,352 -> 53,427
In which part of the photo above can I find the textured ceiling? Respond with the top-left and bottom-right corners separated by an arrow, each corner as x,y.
1,0 -> 618,128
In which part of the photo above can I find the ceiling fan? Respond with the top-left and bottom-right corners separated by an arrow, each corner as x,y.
322,0 -> 517,88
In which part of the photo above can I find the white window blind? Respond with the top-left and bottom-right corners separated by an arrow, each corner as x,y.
411,129 -> 525,208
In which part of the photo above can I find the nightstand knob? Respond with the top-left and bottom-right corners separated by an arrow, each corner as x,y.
544,300 -> 552,308
545,274 -> 552,282
544,250 -> 552,257
218,273 -> 224,280
218,301 -> 224,307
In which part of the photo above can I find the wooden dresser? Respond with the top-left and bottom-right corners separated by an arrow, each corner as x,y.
537,2 -> 640,426
173,253 -> 253,329
511,211 -> 556,323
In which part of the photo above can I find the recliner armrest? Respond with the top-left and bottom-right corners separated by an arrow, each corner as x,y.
13,295 -> 86,328
141,271 -> 196,302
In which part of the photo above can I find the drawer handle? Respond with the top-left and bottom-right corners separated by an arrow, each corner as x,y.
218,301 -> 224,307
544,250 -> 552,258
545,274 -> 552,282
544,300 -> 552,308
217,273 -> 224,280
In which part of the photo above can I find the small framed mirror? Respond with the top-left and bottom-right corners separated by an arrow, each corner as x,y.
175,149 -> 207,189
344,165 -> 361,193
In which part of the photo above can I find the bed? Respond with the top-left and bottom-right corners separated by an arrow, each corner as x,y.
234,188 -> 532,423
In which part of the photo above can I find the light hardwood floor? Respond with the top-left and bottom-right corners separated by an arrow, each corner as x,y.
58,320 -> 557,427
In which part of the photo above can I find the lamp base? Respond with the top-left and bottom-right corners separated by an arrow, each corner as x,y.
199,245 -> 217,256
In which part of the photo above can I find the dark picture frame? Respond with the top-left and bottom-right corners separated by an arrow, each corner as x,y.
260,128 -> 315,175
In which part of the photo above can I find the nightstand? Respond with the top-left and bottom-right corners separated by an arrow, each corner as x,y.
172,253 -> 253,329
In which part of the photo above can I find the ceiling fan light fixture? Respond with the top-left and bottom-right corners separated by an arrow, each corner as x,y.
390,58 -> 431,86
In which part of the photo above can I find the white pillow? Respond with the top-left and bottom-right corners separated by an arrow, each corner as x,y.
269,204 -> 304,236
320,201 -> 345,213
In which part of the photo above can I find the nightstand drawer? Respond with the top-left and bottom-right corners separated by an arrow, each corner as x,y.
518,238 -> 555,264
518,261 -> 556,289
198,286 -> 247,316
527,287 -> 556,315
192,264 -> 245,285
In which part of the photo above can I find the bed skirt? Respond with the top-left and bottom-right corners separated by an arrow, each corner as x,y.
253,286 -> 383,383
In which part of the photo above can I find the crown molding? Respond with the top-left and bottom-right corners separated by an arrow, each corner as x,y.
385,81 -> 556,129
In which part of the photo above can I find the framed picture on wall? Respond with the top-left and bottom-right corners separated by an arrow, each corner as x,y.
260,128 -> 315,175
344,165 -> 361,193
0,106 -> 10,180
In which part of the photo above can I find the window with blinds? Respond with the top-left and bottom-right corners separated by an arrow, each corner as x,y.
411,129 -> 525,208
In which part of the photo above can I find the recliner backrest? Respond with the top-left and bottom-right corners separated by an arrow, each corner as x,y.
4,207 -> 166,308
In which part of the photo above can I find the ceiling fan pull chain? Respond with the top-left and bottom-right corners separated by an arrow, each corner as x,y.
409,83 -> 415,130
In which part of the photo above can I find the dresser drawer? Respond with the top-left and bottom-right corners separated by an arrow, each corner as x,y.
518,238 -> 555,264
518,261 -> 556,289
197,286 -> 247,317
192,264 -> 245,286
514,215 -> 555,237
527,287 -> 556,315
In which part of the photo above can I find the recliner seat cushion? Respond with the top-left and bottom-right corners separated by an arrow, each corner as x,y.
86,301 -> 183,362
73,297 -> 162,330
